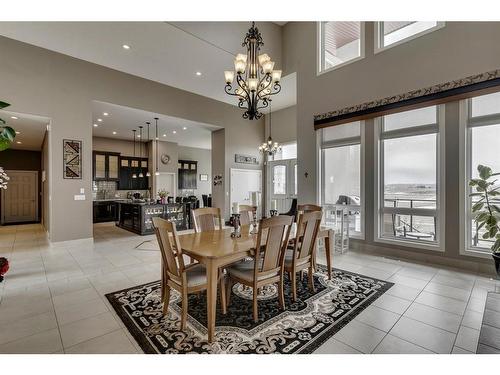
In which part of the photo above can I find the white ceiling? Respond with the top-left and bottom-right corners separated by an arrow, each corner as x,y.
92,101 -> 220,150
0,110 -> 48,151
0,22 -> 296,112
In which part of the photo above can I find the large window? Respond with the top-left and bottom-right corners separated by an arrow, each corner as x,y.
318,22 -> 364,73
320,121 -> 364,238
375,106 -> 444,250
375,22 -> 444,51
462,92 -> 500,254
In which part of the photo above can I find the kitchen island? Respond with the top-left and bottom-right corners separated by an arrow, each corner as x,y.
116,201 -> 186,235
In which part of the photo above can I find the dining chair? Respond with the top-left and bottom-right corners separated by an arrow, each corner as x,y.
239,205 -> 256,226
225,215 -> 293,322
297,204 -> 322,215
192,207 -> 223,233
152,217 -> 227,330
284,210 -> 322,301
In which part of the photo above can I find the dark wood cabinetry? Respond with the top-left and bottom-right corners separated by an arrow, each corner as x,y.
118,156 -> 149,190
93,201 -> 118,223
178,160 -> 197,189
93,151 -> 120,181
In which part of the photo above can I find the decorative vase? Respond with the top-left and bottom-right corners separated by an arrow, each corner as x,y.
493,253 -> 500,277
160,197 -> 166,204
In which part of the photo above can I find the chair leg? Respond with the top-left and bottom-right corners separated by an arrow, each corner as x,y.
308,265 -> 315,293
291,271 -> 297,302
162,285 -> 171,315
219,276 -> 227,315
226,278 -> 234,306
181,290 -> 188,330
278,276 -> 285,310
253,284 -> 259,322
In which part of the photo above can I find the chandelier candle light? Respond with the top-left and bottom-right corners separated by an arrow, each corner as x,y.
224,22 -> 282,120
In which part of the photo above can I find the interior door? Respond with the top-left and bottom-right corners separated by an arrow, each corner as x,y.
1,170 -> 38,223
267,159 -> 297,214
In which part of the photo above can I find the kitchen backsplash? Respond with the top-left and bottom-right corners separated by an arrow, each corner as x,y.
93,180 -> 149,200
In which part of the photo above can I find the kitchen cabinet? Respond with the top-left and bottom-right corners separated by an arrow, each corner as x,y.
93,151 -> 120,181
118,156 -> 149,190
93,201 -> 118,223
178,160 -> 197,189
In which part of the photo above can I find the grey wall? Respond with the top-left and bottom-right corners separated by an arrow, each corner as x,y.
211,129 -> 226,216
282,21 -> 500,269
265,105 -> 297,144
41,131 -> 49,232
0,35 -> 264,242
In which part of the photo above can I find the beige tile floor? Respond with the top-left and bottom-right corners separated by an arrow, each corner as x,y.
0,222 -> 498,354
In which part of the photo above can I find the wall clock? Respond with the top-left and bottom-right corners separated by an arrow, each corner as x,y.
161,154 -> 171,165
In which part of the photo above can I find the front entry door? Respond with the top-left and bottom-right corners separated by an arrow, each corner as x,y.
266,159 -> 297,214
1,170 -> 38,224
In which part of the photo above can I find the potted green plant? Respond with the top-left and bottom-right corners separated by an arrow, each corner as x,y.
0,101 -> 15,282
0,101 -> 16,152
470,164 -> 500,275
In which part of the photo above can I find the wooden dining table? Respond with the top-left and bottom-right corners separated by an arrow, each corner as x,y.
177,224 -> 335,342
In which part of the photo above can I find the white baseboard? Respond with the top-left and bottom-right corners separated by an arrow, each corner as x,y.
50,236 -> 94,248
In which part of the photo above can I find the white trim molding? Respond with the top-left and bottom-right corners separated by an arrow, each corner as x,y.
374,21 -> 445,54
373,104 -> 446,252
317,22 -> 366,76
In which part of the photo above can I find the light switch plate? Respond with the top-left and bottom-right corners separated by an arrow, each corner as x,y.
80,188 -> 85,194
74,195 -> 86,201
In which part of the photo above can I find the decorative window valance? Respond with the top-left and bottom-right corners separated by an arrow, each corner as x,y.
314,69 -> 500,130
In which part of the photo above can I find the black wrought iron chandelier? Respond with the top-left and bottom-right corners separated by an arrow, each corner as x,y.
224,22 -> 282,120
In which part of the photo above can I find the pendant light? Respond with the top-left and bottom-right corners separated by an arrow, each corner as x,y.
259,100 -> 281,156
132,129 -> 137,179
154,117 -> 160,176
145,121 -> 151,177
138,126 -> 144,178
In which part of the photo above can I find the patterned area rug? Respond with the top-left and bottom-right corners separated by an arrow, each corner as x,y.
106,265 -> 393,354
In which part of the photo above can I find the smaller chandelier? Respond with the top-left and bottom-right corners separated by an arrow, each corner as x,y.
259,136 -> 281,156
224,22 -> 282,120
259,102 -> 281,156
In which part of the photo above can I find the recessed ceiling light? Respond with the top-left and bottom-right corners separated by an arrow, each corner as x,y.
172,130 -> 177,134
122,44 -> 130,50
93,123 -> 98,127
182,127 -> 187,130
162,134 -> 166,137
195,72 -> 202,76
103,112 -> 109,116
15,131 -> 20,134
16,141 -> 21,144
10,116 -> 18,120
112,131 -> 117,135
97,118 -> 103,122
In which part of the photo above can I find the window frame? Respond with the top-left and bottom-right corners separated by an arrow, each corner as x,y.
459,97 -> 500,259
374,22 -> 445,54
374,105 -> 446,251
317,22 -> 365,76
319,121 -> 365,240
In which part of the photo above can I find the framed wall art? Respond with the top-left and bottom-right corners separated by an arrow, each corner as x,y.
63,139 -> 82,179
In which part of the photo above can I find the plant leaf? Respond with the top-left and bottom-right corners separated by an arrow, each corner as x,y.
0,126 -> 16,142
478,165 -> 493,180
0,138 -> 11,151
472,202 -> 484,211
0,101 -> 10,110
